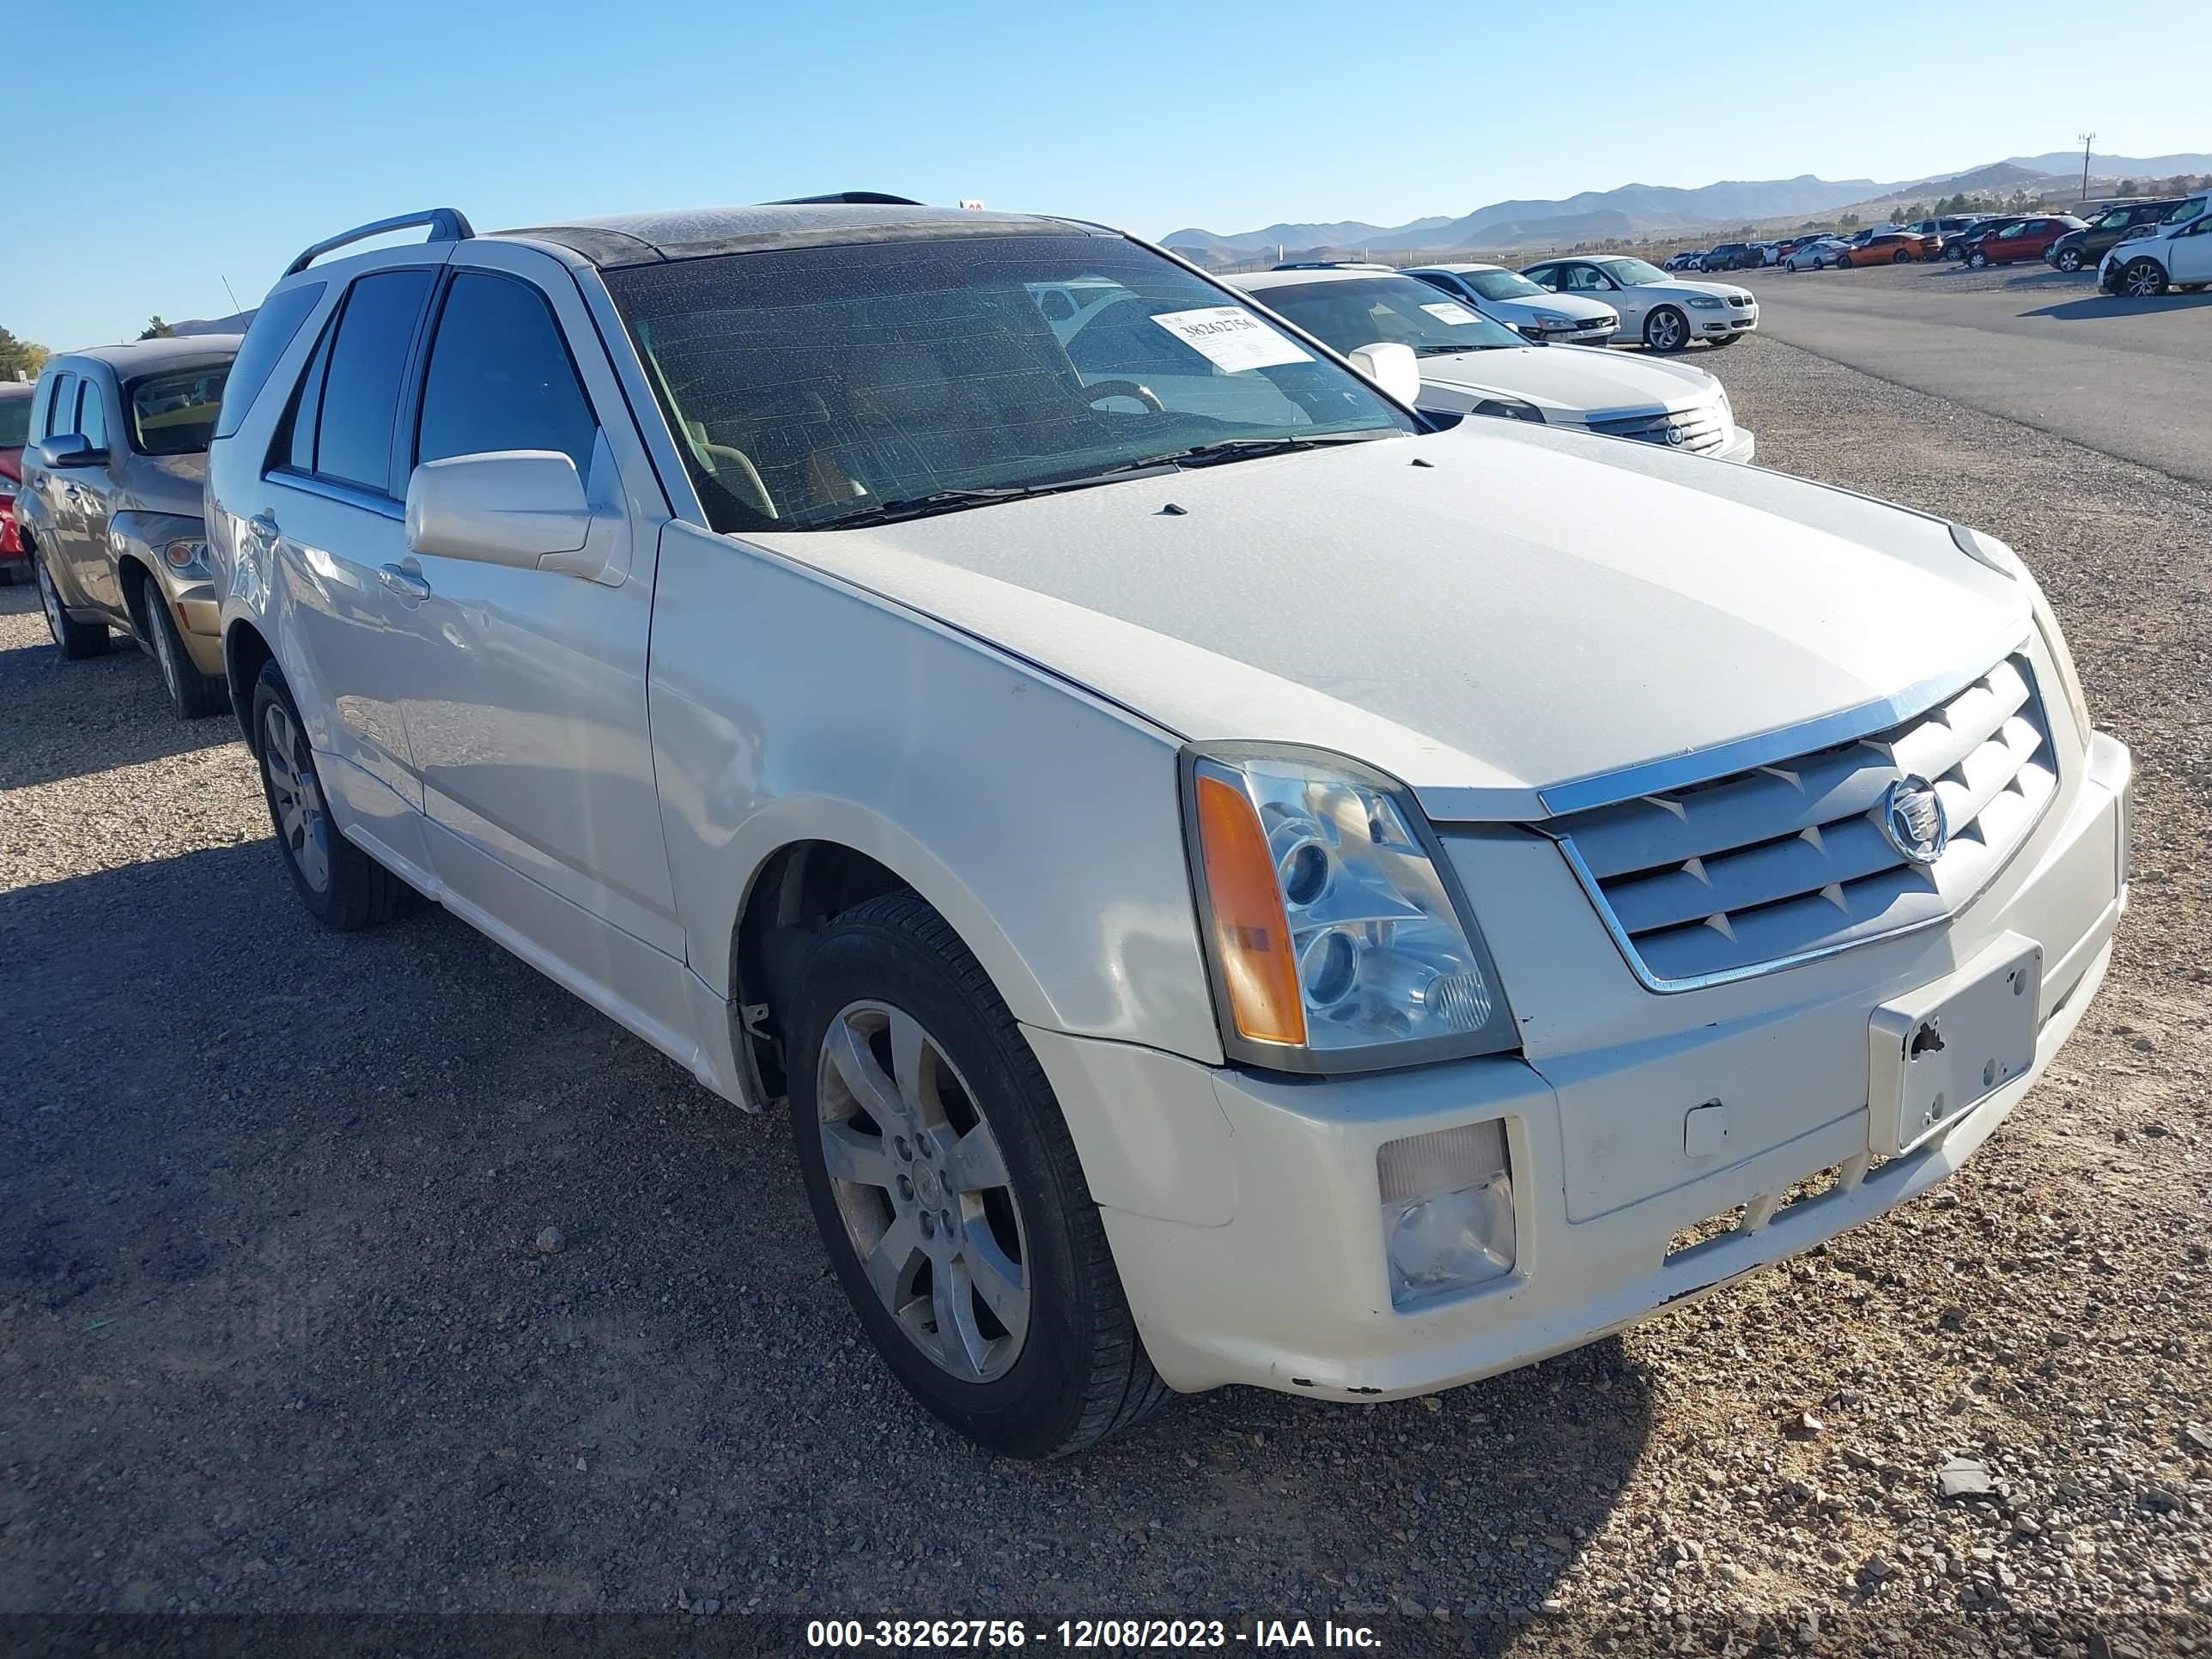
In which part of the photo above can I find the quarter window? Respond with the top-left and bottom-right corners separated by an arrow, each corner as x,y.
415,273 -> 598,479
312,268 -> 434,492
216,282 -> 327,440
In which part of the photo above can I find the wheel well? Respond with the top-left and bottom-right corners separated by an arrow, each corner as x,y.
118,556 -> 155,637
732,842 -> 913,1103
224,619 -> 274,751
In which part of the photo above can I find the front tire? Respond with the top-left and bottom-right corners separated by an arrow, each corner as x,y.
252,661 -> 413,930
1643,307 -> 1689,352
34,552 -> 110,660
2121,258 -> 2170,298
146,586 -> 228,719
788,892 -> 1169,1458
2056,247 -> 2084,273
1968,249 -> 1990,269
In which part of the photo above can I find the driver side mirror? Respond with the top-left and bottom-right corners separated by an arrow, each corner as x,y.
33,433 -> 106,470
1348,342 -> 1421,407
405,450 -> 597,574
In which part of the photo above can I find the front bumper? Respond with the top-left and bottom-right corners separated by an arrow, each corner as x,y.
161,574 -> 226,676
1713,425 -> 1756,465
1696,306 -> 1758,338
1034,731 -> 2128,1400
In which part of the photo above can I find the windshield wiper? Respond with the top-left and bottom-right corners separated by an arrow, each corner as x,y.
1123,431 -> 1397,470
824,463 -> 1181,527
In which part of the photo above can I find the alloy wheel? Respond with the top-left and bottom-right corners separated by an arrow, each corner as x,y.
2057,249 -> 2082,272
261,701 -> 332,894
816,1000 -> 1030,1383
2122,259 -> 2168,298
1645,310 -> 1685,351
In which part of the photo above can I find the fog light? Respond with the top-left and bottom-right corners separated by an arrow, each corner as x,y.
1377,1121 -> 1516,1308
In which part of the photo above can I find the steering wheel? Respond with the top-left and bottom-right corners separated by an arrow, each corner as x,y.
1083,380 -> 1166,415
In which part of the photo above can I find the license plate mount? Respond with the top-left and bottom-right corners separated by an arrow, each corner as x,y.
1868,933 -> 2042,1158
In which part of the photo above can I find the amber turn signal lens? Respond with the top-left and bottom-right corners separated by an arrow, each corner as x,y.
1194,773 -> 1306,1047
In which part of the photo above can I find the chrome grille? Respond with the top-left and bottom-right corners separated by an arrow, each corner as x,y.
1586,404 -> 1728,454
1550,653 -> 2056,988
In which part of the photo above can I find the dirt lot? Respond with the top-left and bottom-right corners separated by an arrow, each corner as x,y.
3,334 -> 2209,1658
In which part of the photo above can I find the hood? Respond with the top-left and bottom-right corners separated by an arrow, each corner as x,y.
748,423 -> 2027,822
1418,344 -> 1713,419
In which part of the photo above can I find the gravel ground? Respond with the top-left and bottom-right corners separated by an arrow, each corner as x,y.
3,335 -> 2208,1658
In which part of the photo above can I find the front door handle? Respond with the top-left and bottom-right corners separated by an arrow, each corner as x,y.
246,512 -> 280,545
378,562 -> 431,601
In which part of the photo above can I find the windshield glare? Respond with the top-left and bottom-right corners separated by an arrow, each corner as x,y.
605,234 -> 1414,532
1595,258 -> 1672,287
1254,276 -> 1528,359
1456,268 -> 1545,301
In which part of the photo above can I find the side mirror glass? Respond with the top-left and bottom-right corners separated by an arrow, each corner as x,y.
33,433 -> 106,469
1348,341 -> 1422,407
405,450 -> 593,572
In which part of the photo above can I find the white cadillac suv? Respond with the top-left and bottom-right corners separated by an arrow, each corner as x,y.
1401,263 -> 1619,345
1236,267 -> 1753,462
1520,254 -> 1759,351
205,200 -> 2129,1458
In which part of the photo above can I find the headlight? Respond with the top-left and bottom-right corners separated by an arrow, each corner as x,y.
1185,749 -> 1516,1072
1687,295 -> 1724,309
1533,312 -> 1573,329
164,538 -> 209,570
1468,395 -> 1545,424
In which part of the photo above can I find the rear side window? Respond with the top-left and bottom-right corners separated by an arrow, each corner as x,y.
415,273 -> 598,478
310,268 -> 434,493
42,373 -> 77,439
214,283 -> 326,440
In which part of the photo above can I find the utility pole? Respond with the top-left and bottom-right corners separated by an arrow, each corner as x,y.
2078,131 -> 2096,202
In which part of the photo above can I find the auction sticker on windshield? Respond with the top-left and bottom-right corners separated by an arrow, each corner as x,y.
1150,307 -> 1314,373
1420,301 -> 1483,326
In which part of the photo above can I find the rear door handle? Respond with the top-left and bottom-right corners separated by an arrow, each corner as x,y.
378,562 -> 431,601
246,512 -> 280,545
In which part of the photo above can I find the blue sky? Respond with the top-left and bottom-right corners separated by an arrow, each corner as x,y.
6,0 -> 2207,349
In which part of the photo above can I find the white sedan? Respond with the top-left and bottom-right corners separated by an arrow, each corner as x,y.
1237,268 -> 1753,462
1519,254 -> 1759,352
1402,262 -> 1618,344
1783,237 -> 1851,270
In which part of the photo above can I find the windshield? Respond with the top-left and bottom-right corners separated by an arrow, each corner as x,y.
605,233 -> 1415,532
1594,258 -> 1672,287
1253,276 -> 1527,360
0,393 -> 31,449
1455,268 -> 1546,301
128,365 -> 230,456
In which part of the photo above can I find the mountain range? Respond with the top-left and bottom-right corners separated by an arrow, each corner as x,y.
1163,151 -> 2212,260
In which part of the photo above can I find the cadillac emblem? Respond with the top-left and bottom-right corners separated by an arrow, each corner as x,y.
1879,775 -> 1949,866
1662,422 -> 1687,447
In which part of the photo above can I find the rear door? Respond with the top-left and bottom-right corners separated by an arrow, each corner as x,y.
258,263 -> 442,809
393,246 -> 682,959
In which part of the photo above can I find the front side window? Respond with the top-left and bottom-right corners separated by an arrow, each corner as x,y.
128,365 -> 230,456
1254,276 -> 1527,359
416,273 -> 598,478
1561,265 -> 1613,293
1592,258 -> 1673,287
76,381 -> 108,452
313,268 -> 434,492
606,233 -> 1414,532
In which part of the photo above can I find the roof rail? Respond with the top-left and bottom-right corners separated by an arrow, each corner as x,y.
765,191 -> 923,206
283,208 -> 476,276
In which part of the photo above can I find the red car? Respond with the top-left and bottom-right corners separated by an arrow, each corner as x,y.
0,380 -> 33,581
1966,215 -> 2088,269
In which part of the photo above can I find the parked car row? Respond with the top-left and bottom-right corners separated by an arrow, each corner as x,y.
9,198 -> 2129,1461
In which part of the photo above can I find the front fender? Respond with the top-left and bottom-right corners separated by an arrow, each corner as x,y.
647,520 -> 1224,1066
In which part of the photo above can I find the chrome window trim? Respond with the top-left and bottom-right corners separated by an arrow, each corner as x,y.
264,467 -> 404,522
1535,630 -> 2031,818
1540,638 -> 2059,994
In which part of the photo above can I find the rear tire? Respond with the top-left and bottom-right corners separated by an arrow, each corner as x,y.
34,551 -> 110,660
787,892 -> 1170,1458
146,586 -> 228,719
1892,247 -> 1912,264
251,661 -> 413,930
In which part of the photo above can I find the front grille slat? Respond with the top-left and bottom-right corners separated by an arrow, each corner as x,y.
1553,652 -> 2054,988
1586,405 -> 1727,454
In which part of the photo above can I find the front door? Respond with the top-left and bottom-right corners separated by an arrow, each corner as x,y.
64,375 -> 125,617
2167,212 -> 2212,285
394,255 -> 682,959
